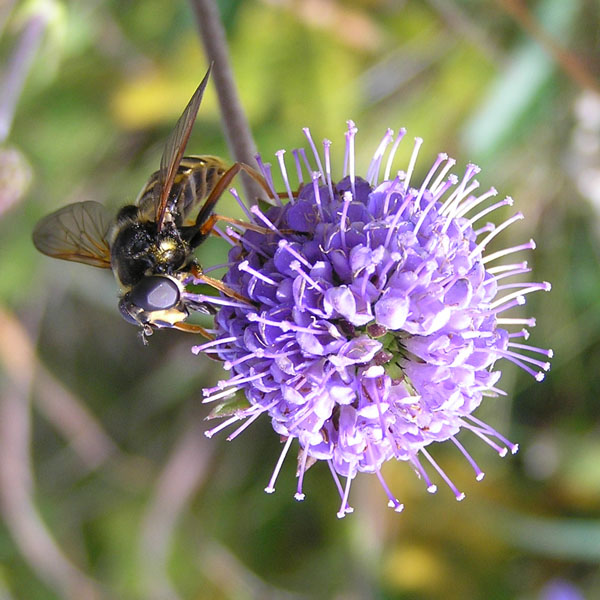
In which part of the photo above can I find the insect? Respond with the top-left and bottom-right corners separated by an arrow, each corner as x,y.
33,66 -> 264,341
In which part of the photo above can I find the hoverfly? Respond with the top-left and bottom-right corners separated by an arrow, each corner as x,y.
33,66 -> 263,341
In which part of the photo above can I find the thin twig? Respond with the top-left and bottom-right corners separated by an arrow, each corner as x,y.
0,0 -> 17,37
35,365 -> 119,471
0,307 -> 104,600
138,414 -> 214,600
425,0 -> 504,64
189,0 -> 265,205
0,13 -> 48,143
197,539 -> 305,600
496,0 -> 600,95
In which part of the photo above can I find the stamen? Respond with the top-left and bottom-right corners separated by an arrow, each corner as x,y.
265,436 -> 294,494
286,378 -> 337,433
254,155 -> 279,203
311,171 -> 325,221
420,447 -> 465,501
292,149 -> 304,184
204,414 -> 241,438
367,128 -> 394,186
487,261 -> 528,275
362,379 -> 392,446
250,204 -> 282,234
383,190 -> 415,248
323,139 -> 335,202
440,163 -> 480,217
327,459 -> 350,508
190,346 -> 223,360
192,336 -> 237,354
474,223 -> 495,236
484,264 -> 531,283
295,445 -> 310,501
466,415 -> 519,454
496,281 -> 543,291
223,350 -> 264,371
203,371 -> 266,395
290,260 -> 327,294
381,176 -> 402,215
416,153 -> 448,205
488,295 -> 526,315
430,157 -> 456,195
227,228 -> 271,258
302,127 -> 325,182
489,281 -> 551,309
367,443 -> 403,512
238,260 -> 278,285
483,385 -> 507,396
409,454 -> 438,493
227,401 -> 275,441
275,149 -> 295,203
498,352 -> 547,381
508,329 -> 531,340
211,225 -> 236,247
450,436 -> 485,481
441,179 -> 482,235
186,291 -> 250,311
461,330 -> 495,339
404,137 -> 423,191
413,194 -> 441,236
278,239 -> 314,269
246,312 -> 328,336
499,348 -> 551,371
201,387 -> 238,404
469,213 -> 524,259
339,191 -> 352,249
228,187 -> 255,223
344,120 -> 358,197
508,342 -> 553,358
298,148 -> 313,177
201,261 -> 234,274
460,420 -> 511,456
376,251 -> 402,290
454,187 -> 499,220
497,317 -> 537,327
431,174 -> 459,204
383,127 -> 406,181
337,471 -> 355,519
463,196 -> 513,227
482,240 -> 536,264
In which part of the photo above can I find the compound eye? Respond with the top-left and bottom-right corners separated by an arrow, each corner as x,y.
130,276 -> 180,311
118,295 -> 140,325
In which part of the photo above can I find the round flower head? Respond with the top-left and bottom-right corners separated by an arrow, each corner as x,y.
191,122 -> 551,517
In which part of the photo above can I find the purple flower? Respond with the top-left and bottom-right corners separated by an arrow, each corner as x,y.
191,122 -> 552,517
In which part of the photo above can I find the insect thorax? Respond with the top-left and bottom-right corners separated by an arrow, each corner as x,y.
110,209 -> 190,289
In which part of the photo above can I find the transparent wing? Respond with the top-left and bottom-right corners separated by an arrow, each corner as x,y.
155,65 -> 213,231
32,201 -> 113,268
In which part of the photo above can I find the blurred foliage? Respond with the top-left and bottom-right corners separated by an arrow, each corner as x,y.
1,0 -> 600,599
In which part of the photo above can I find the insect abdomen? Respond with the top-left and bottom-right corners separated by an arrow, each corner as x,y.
135,155 -> 227,226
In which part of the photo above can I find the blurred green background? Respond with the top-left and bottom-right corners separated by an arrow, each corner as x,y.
1,0 -> 599,598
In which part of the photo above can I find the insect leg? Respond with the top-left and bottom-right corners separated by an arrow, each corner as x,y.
201,213 -> 283,237
172,321 -> 214,339
189,264 -> 253,305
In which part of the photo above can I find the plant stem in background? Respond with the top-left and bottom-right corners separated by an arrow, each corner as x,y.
189,0 -> 265,205
0,13 -> 47,144
496,0 -> 600,95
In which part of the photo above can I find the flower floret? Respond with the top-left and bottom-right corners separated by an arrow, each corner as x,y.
193,122 -> 551,515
